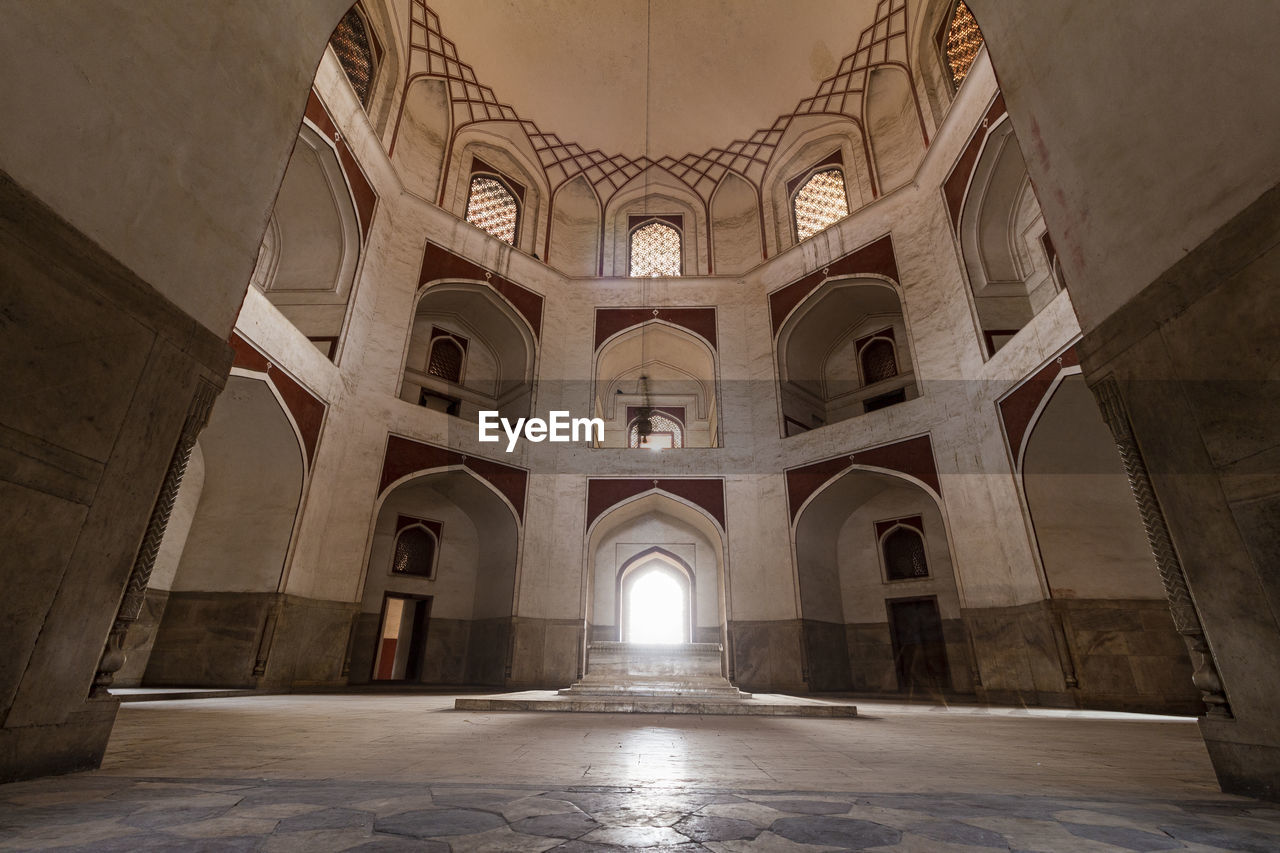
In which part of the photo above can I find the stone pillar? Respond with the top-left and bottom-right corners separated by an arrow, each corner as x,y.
1091,377 -> 1229,717
91,377 -> 221,696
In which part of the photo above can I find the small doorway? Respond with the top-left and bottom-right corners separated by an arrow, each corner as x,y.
887,596 -> 950,693
373,593 -> 431,681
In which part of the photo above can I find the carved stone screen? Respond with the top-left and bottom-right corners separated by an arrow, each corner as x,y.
427,338 -> 464,383
793,169 -> 849,240
629,412 -> 684,449
861,338 -> 899,384
393,527 -> 436,578
884,526 -> 930,580
945,1 -> 984,88
629,222 -> 682,277
330,8 -> 375,106
465,176 -> 519,245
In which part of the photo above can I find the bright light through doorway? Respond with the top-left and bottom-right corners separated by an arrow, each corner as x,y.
626,569 -> 684,644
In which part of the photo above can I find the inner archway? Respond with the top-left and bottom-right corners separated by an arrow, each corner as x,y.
624,568 -> 688,644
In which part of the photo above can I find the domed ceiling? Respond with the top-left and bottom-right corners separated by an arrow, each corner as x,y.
425,0 -> 882,159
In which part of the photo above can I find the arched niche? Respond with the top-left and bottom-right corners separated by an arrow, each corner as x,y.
617,548 -> 696,644
400,281 -> 536,423
548,174 -> 602,276
776,277 -> 919,435
442,125 -> 548,256
710,171 -> 762,275
143,375 -> 306,688
761,116 -> 874,255
586,493 -> 727,652
603,167 -> 707,276
794,467 -> 968,695
959,117 -> 1062,355
1021,374 -> 1164,600
392,76 -> 451,202
324,2 -> 404,137
1019,373 -> 1197,711
865,66 -> 926,193
593,322 -> 719,448
352,468 -> 520,686
249,123 -> 361,359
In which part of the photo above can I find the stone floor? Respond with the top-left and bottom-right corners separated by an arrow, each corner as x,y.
1,694 -> 1278,851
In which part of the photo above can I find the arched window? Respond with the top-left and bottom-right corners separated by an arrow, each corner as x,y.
427,336 -> 464,383
629,221 -> 682,277
629,411 -> 684,450
860,337 -> 899,385
466,175 -> 520,245
393,526 -> 437,578
883,526 -> 929,581
793,169 -> 849,241
942,1 -> 984,89
330,6 -> 377,107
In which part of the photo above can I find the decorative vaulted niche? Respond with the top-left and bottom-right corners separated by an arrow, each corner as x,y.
140,376 -> 306,688
392,77 -> 451,202
710,172 -> 763,274
401,282 -> 535,423
777,278 -> 918,435
587,493 -> 726,653
352,469 -> 519,686
249,124 -> 361,359
548,174 -> 602,276
593,322 -> 719,449
959,117 -> 1062,355
864,66 -> 926,193
793,468 -> 968,695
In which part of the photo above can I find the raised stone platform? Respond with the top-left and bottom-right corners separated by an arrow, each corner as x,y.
454,642 -> 856,717
454,690 -> 859,716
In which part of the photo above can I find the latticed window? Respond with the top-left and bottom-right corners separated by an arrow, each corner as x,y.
884,526 -> 929,581
393,527 -> 436,577
427,337 -> 464,383
629,222 -> 682,277
466,176 -> 519,244
944,1 -> 984,89
330,7 -> 376,107
629,412 -> 684,449
860,338 -> 898,384
793,169 -> 849,241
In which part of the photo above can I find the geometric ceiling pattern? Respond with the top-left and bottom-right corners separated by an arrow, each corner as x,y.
404,0 -> 916,208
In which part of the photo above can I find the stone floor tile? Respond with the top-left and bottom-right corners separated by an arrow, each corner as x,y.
580,824 -> 695,846
699,801 -> 792,827
436,825 -> 563,852
510,810 -> 600,838
166,815 -> 282,839
755,799 -> 854,816
703,830 -> 844,852
373,807 -> 505,838
274,806 -> 374,832
769,816 -> 903,848
673,814 -> 762,842
905,818 -> 1009,848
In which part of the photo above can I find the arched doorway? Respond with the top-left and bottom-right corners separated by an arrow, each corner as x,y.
793,467 -> 969,697
352,468 -> 520,686
617,548 -> 696,645
142,375 -> 306,687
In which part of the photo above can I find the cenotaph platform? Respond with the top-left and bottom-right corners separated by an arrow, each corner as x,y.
453,642 -> 857,717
